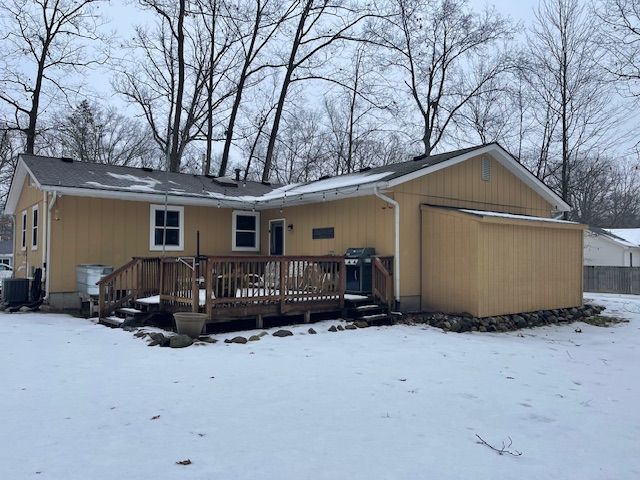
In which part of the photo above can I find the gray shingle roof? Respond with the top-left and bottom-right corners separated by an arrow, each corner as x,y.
21,154 -> 278,199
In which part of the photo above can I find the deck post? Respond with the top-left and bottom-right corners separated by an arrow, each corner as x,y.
279,258 -> 286,312
304,310 -> 310,324
98,285 -> 105,319
256,314 -> 263,329
339,259 -> 346,308
192,258 -> 199,313
159,259 -> 164,306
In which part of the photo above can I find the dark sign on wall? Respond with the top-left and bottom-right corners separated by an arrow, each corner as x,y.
312,227 -> 335,240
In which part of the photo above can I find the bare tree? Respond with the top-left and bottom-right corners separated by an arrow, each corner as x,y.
0,0 -> 108,154
261,0 -> 379,182
218,0 -> 297,176
114,0 -> 230,172
46,100 -> 157,166
527,0 -> 623,206
598,0 -> 640,96
370,0 -> 513,156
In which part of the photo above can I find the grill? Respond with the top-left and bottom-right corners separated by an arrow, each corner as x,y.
345,247 -> 376,294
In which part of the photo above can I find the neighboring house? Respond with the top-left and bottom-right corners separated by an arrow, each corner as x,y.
3,143 -> 585,318
606,228 -> 640,249
584,227 -> 640,267
0,239 -> 13,267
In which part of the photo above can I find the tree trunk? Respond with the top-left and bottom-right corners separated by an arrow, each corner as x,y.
25,52 -> 48,154
169,0 -> 186,172
262,0 -> 312,183
219,7 -> 262,177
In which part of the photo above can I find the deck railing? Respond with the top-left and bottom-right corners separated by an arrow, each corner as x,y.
99,254 -> 392,321
154,255 -> 345,319
98,257 -> 161,318
372,256 -> 394,309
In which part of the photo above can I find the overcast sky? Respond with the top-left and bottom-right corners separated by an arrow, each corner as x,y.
90,0 -> 539,102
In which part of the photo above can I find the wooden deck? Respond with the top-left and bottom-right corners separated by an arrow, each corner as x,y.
98,255 -> 394,325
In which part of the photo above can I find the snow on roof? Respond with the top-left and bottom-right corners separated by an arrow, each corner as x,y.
458,208 -> 580,224
606,228 -> 640,247
8,143 -> 568,214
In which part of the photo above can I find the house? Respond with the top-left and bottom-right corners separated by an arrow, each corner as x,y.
606,228 -> 640,250
3,143 -> 584,319
0,239 -> 13,267
584,227 -> 640,267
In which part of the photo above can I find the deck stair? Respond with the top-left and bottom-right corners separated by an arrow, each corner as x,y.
345,296 -> 393,326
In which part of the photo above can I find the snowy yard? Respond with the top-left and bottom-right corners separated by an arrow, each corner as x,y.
1,293 -> 639,480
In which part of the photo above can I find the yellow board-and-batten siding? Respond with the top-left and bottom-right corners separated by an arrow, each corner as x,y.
421,206 -> 584,317
49,196 -> 236,293
390,154 -> 557,305
12,177 -> 45,278
260,195 -> 394,257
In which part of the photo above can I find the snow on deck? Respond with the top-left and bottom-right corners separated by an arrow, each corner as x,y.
0,293 -> 639,479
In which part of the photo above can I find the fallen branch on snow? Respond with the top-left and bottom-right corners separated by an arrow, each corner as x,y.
475,434 -> 523,456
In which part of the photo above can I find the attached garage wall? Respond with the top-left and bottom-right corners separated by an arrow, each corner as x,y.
421,206 -> 584,317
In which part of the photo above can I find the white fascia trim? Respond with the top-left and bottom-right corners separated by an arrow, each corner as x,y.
38,185 -> 248,209
256,184 -> 380,209
384,144 -> 571,212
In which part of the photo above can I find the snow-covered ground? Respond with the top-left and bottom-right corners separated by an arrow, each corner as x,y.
1,293 -> 639,479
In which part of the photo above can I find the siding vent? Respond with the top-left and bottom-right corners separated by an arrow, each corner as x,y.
481,158 -> 491,181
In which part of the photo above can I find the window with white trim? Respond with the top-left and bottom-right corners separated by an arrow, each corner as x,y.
149,204 -> 184,251
21,210 -> 27,250
232,211 -> 260,251
31,205 -> 38,249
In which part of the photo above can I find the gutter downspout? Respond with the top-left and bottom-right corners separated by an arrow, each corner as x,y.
374,186 -> 400,306
44,191 -> 58,300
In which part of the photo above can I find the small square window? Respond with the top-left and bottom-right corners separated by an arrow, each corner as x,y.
150,205 -> 184,251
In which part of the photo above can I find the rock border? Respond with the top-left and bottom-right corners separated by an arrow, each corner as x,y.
400,304 -> 607,333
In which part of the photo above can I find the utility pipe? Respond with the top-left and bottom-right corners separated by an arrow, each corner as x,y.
374,186 -> 400,306
44,191 -> 58,300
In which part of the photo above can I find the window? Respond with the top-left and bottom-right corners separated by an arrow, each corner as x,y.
21,211 -> 27,250
232,211 -> 260,251
149,205 -> 184,251
31,205 -> 38,250
481,157 -> 491,181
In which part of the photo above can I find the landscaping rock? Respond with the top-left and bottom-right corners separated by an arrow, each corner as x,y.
354,320 -> 369,328
328,325 -> 337,332
134,331 -> 147,338
337,325 -> 344,331
148,332 -> 169,347
18,305 -> 33,312
198,336 -> 217,343
248,335 -> 261,342
307,328 -> 317,334
272,329 -> 293,337
228,336 -> 248,344
345,324 -> 357,330
513,315 -> 527,329
258,331 -> 269,337
169,335 -> 193,348
147,340 -> 160,347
